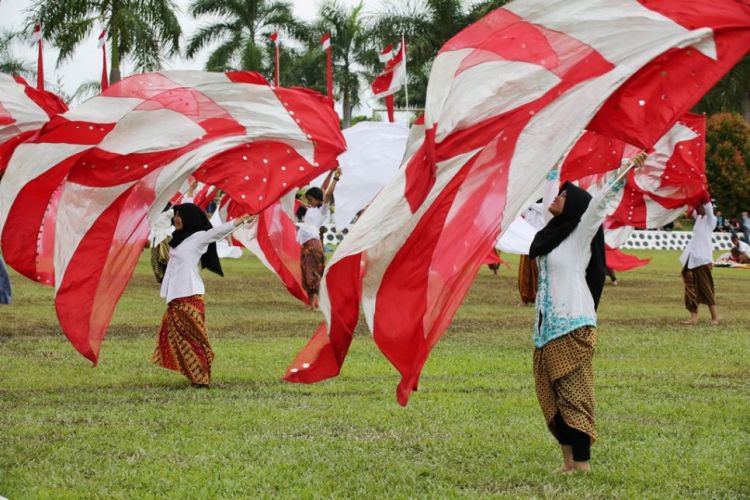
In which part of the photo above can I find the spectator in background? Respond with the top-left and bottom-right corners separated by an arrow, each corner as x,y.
680,196 -> 719,325
741,211 -> 750,243
730,233 -> 750,264
715,210 -> 726,231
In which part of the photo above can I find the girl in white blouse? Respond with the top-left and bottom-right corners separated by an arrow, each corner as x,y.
529,153 -> 646,474
298,167 -> 341,310
152,203 -> 252,387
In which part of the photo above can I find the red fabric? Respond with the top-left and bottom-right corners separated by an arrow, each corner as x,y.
255,200 -> 308,303
385,95 -> 395,122
36,38 -> 44,91
560,130 -> 626,183
101,46 -> 108,91
322,34 -> 333,103
587,1 -> 750,149
605,245 -> 651,272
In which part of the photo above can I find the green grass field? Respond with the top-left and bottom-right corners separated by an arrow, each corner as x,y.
1,250 -> 748,498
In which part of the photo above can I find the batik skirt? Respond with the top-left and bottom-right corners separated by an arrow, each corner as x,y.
152,295 -> 214,385
682,263 -> 715,313
301,238 -> 325,299
533,326 -> 598,443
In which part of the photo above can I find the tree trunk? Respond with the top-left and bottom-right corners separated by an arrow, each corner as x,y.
742,91 -> 750,123
109,7 -> 121,84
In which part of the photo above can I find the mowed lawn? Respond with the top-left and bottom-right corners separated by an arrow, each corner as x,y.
1,250 -> 748,498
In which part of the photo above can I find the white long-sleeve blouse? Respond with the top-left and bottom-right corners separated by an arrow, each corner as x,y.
533,181 -> 622,348
680,203 -> 716,269
160,221 -> 236,304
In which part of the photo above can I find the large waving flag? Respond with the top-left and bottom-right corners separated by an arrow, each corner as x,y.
0,74 -> 67,176
286,0 -> 750,405
0,70 -> 345,363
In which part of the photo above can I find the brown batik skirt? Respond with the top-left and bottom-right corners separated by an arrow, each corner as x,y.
681,264 -> 715,313
533,326 -> 598,443
301,238 -> 325,299
518,255 -> 538,304
152,295 -> 214,385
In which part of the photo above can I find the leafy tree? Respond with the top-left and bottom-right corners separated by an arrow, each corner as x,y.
186,0 -> 299,75
705,112 -> 750,216
27,0 -> 182,84
0,28 -> 35,79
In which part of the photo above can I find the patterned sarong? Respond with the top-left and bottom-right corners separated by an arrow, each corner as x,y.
682,264 -> 715,313
301,238 -> 325,298
533,326 -> 597,443
518,254 -> 538,304
152,295 -> 213,385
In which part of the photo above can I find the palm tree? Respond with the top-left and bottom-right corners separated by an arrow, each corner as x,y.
186,0 -> 299,74
26,0 -> 182,85
0,28 -> 35,79
305,0 -> 368,128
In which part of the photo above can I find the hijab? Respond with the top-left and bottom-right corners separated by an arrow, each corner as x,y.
529,181 -> 606,309
170,203 -> 224,277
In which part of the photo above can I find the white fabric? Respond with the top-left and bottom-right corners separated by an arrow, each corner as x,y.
149,209 -> 174,247
680,203 -> 717,269
160,221 -> 236,303
297,204 -> 329,244
496,172 -> 558,254
327,122 -> 408,230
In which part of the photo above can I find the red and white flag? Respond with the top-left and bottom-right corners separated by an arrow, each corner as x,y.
31,24 -> 44,91
98,30 -> 109,91
371,43 -> 405,99
320,33 -> 331,50
0,70 -> 345,363
607,113 -> 708,231
321,33 -> 333,101
0,74 -> 67,176
286,0 -> 750,405
269,32 -> 281,87
379,44 -> 395,63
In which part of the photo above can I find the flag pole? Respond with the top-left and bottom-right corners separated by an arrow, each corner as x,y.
401,33 -> 409,111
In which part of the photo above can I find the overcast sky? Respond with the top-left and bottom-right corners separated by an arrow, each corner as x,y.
0,0 -> 391,102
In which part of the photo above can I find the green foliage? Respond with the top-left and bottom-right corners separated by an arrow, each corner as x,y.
0,28 -> 35,79
1,251 -> 749,496
186,0 -> 299,78
26,0 -> 182,83
705,112 -> 750,216
694,55 -> 750,118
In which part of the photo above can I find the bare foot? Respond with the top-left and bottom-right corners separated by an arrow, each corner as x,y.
552,464 -> 574,475
681,319 -> 699,325
572,461 -> 591,473
711,318 -> 720,325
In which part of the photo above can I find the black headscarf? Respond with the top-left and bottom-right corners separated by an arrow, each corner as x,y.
170,203 -> 224,277
529,181 -> 606,309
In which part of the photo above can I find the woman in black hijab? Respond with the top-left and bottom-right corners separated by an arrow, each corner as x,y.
529,153 -> 646,474
152,203 -> 252,386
